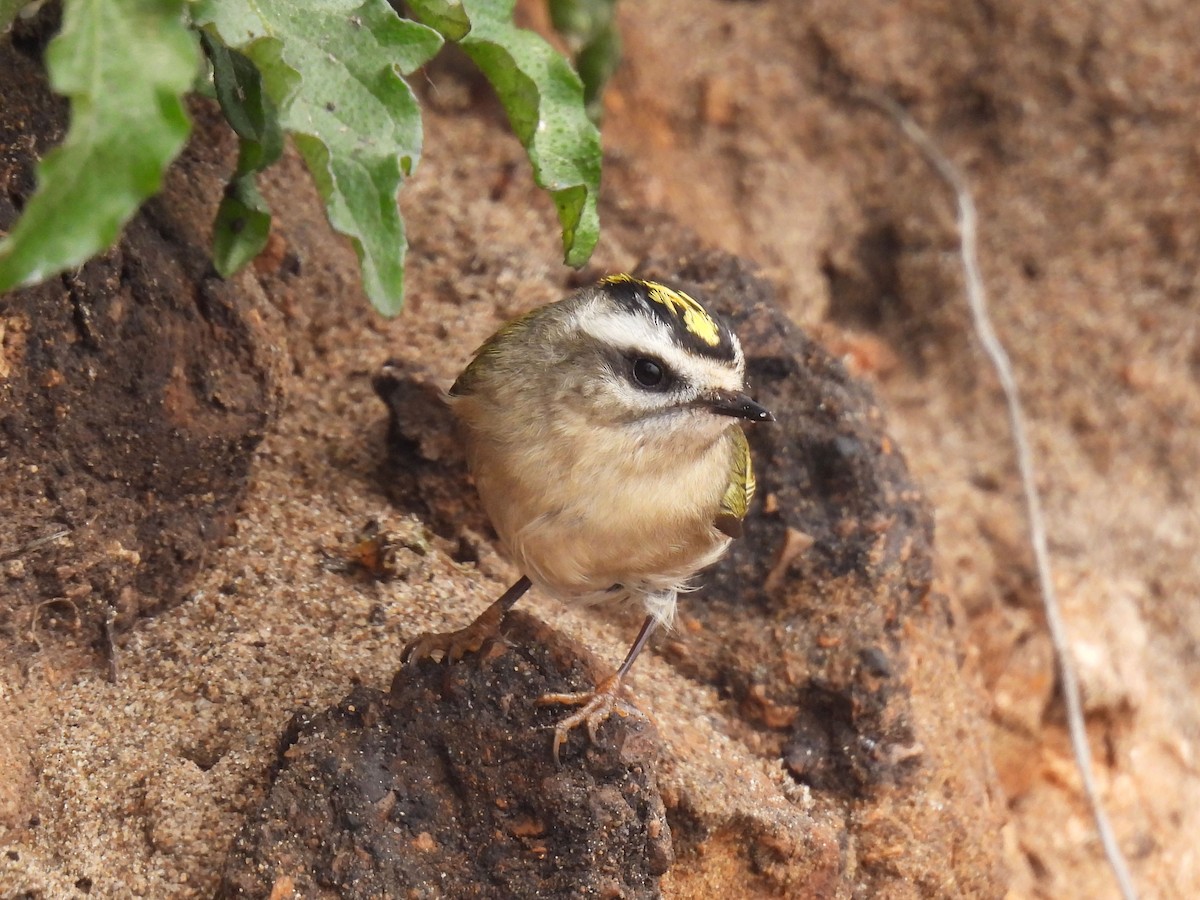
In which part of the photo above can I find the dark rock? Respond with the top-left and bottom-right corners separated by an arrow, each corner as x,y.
644,251 -> 932,795
371,361 -> 489,548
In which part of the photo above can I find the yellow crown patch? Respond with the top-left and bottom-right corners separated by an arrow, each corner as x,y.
644,281 -> 722,347
601,275 -> 722,347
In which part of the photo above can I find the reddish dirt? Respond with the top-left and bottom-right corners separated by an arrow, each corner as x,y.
2,1 -> 1197,898
0,29 -> 286,670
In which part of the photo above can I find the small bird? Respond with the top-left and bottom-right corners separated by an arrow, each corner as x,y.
403,274 -> 773,762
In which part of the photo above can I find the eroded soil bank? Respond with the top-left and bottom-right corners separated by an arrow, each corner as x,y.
3,1 -> 1198,897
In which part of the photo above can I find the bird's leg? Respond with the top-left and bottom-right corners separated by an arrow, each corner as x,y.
402,575 -> 532,664
538,614 -> 659,765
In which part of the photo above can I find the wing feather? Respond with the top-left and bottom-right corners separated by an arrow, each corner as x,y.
714,427 -> 755,539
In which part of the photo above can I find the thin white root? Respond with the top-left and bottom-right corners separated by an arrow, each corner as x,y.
857,87 -> 1139,900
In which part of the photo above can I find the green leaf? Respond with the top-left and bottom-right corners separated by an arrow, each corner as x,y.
212,176 -> 273,276
1,0 -> 29,34
409,0 -> 601,267
548,0 -> 621,117
0,0 -> 198,292
407,0 -> 469,41
195,0 -> 444,315
203,33 -> 284,276
205,35 -> 284,171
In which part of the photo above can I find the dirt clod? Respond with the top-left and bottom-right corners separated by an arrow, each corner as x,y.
217,613 -> 673,899
0,36 -> 285,657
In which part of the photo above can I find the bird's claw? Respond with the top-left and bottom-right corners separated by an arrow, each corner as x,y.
402,578 -> 530,666
401,616 -> 498,665
537,675 -> 644,766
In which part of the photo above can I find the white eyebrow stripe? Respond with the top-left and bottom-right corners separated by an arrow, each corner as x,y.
578,306 -> 745,392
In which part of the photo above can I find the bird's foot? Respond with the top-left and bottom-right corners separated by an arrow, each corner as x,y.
537,673 -> 645,765
401,577 -> 532,665
401,601 -> 506,665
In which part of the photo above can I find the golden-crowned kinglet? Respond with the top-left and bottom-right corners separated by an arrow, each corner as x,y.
403,274 -> 773,761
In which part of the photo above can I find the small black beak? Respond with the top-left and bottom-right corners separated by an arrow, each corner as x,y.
706,390 -> 775,422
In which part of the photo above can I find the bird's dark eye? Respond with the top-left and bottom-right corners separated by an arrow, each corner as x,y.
631,357 -> 667,389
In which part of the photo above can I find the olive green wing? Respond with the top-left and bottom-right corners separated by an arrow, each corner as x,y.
714,427 -> 756,539
449,309 -> 539,398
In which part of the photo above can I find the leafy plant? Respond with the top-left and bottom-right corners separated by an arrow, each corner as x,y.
0,0 -> 602,315
548,0 -> 620,120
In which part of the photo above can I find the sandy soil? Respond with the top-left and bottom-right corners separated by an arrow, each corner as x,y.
2,0 -> 1198,897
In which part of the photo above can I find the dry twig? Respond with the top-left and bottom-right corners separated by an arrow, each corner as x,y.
0,527 -> 70,561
